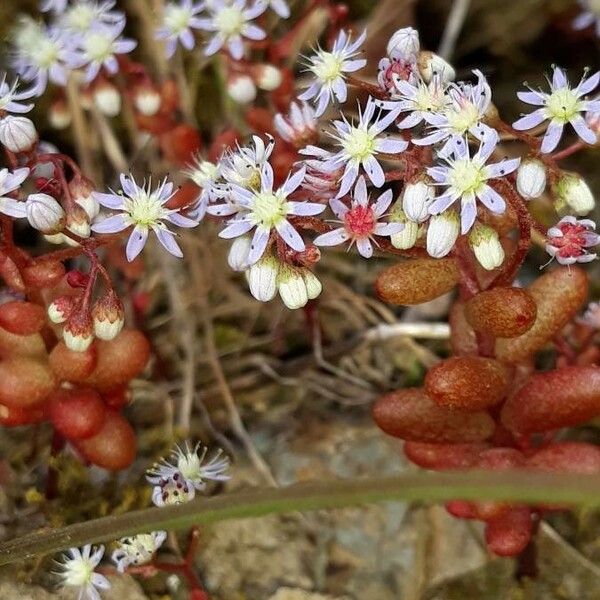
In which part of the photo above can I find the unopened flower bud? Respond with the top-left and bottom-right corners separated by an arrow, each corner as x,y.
63,309 -> 94,352
247,256 -> 278,301
426,211 -> 459,258
134,85 -> 162,116
228,236 -> 251,272
274,101 -> 318,148
417,51 -> 455,83
469,224 -> 504,270
66,205 -> 91,238
44,233 -> 67,245
403,180 -> 434,222
71,177 -> 100,220
516,158 -> 546,200
302,269 -> 322,301
227,75 -> 257,104
92,291 -> 125,340
48,295 -> 76,324
49,99 -> 72,130
93,81 -> 121,117
26,193 -> 65,234
389,206 -> 419,249
553,172 -> 595,215
0,115 -> 38,152
387,27 -> 420,61
255,64 -> 282,91
277,265 -> 308,310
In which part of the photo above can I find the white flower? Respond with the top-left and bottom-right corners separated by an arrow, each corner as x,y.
211,161 -> 325,264
60,0 -> 124,34
219,135 -> 274,191
513,66 -> 600,153
301,96 -> 406,197
426,211 -> 459,258
55,545 -> 110,600
91,174 -> 198,261
197,0 -> 267,61
0,167 -> 29,218
469,223 -> 504,270
414,70 -> 496,157
313,176 -> 403,258
427,135 -> 520,234
147,442 -> 230,506
112,532 -> 167,573
184,156 -> 222,220
545,215 -> 599,265
76,21 -> 137,82
0,115 -> 38,152
155,0 -> 205,58
516,158 -> 547,199
0,75 -> 35,114
274,101 -> 318,148
299,30 -> 367,117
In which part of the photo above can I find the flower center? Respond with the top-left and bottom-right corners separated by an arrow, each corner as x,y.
448,159 -> 486,195
344,204 -> 375,237
64,559 -> 93,586
215,6 -> 244,37
165,5 -> 192,33
177,454 -> 201,480
84,32 -> 114,61
190,161 -> 218,188
33,39 -> 60,69
446,102 -> 480,133
65,5 -> 95,30
251,191 -> 289,228
342,127 -> 376,161
158,473 -> 193,505
413,83 -> 446,113
125,193 -> 166,226
312,51 -> 344,84
545,88 -> 581,122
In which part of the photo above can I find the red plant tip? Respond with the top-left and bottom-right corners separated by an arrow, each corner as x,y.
66,270 -> 90,288
48,295 -> 77,324
92,292 -> 125,341
63,308 -> 95,352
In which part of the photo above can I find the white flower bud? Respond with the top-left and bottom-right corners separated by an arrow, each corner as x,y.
402,180 -> 434,222
426,211 -> 459,258
247,256 -> 278,301
255,65 -> 282,91
391,218 -> 419,250
227,75 -> 257,104
417,51 -> 455,83
75,194 -> 100,220
48,296 -> 75,324
469,224 -> 504,270
228,236 -> 252,272
302,269 -> 322,301
64,327 -> 94,352
0,116 -> 38,153
516,159 -> 547,200
63,310 -> 94,352
44,233 -> 67,245
386,27 -> 420,60
25,193 -> 65,234
66,206 -> 91,238
49,101 -> 72,130
92,292 -> 125,341
93,84 -> 121,117
134,88 -> 162,116
277,265 -> 308,310
554,173 -> 595,215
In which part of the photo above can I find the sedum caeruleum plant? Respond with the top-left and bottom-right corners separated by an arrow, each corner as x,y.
0,0 -> 599,597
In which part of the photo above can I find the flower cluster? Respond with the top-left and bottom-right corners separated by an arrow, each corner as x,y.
55,441 -> 229,599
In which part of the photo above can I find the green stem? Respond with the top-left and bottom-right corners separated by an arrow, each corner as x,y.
2,471 -> 600,566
